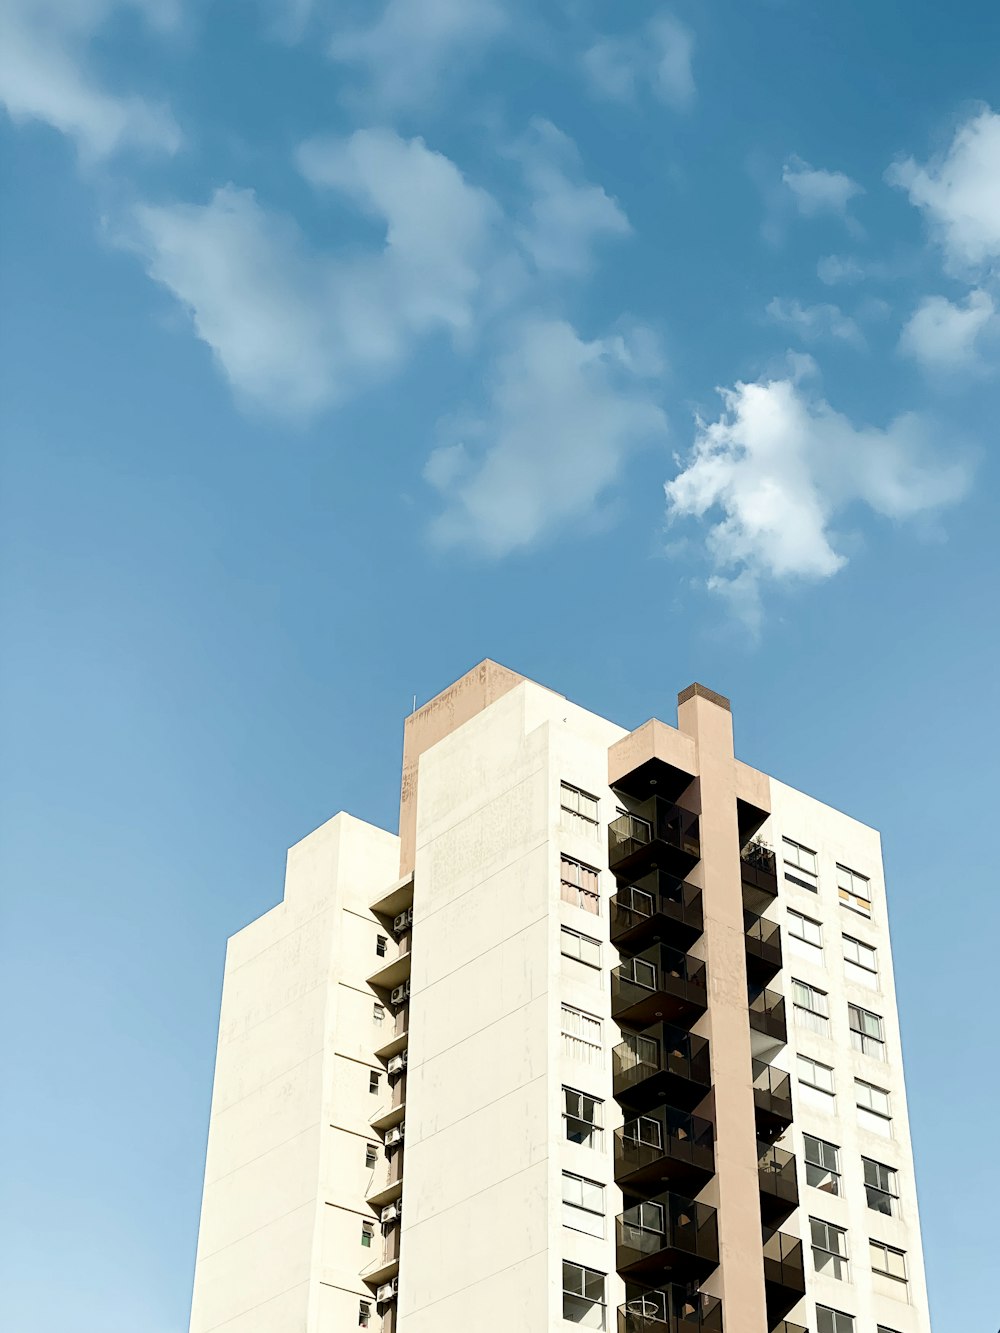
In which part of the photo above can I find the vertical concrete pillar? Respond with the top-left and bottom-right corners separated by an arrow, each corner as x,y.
677,684 -> 768,1333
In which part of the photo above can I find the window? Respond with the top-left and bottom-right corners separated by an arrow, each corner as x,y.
870,1240 -> 908,1284
563,1086 -> 604,1149
361,1220 -> 374,1247
817,1308 -> 855,1333
843,935 -> 878,988
365,1143 -> 378,1168
369,1071 -> 380,1094
877,1327 -> 903,1333
622,1198 -> 665,1240
373,1002 -> 385,1023
561,856 -> 601,914
797,1054 -> 835,1110
561,925 -> 601,969
375,934 -> 388,957
803,1134 -> 840,1194
562,782 -> 600,831
788,909 -> 823,952
838,864 -> 872,917
856,1079 -> 892,1136
810,1217 -> 849,1280
562,1171 -> 606,1237
359,1300 -> 371,1328
562,1261 -> 606,1329
562,1004 -> 602,1064
792,979 -> 830,1035
863,1158 -> 899,1215
783,836 -> 818,890
619,954 -> 657,990
623,1115 -> 662,1149
849,1004 -> 886,1060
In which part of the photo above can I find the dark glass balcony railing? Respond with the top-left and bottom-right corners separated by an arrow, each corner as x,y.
749,988 -> 787,1048
612,944 -> 707,1026
617,1192 -> 719,1283
757,1142 -> 799,1224
752,1060 -> 793,1140
744,911 -> 782,984
762,1228 -> 806,1322
741,841 -> 778,913
614,1106 -> 715,1193
770,1323 -> 808,1333
613,1024 -> 712,1112
618,1287 -> 723,1333
609,799 -> 701,877
610,872 -> 704,952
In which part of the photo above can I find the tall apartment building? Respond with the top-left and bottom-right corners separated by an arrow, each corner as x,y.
188,661 -> 930,1333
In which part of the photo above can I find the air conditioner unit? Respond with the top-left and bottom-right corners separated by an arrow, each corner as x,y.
384,1123 -> 404,1147
390,982 -> 410,1006
376,1279 -> 398,1304
380,1203 -> 399,1225
387,1052 -> 407,1076
393,908 -> 413,934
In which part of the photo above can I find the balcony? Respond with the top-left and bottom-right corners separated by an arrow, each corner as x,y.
367,931 -> 412,995
612,945 -> 707,1027
370,1071 -> 406,1133
365,1144 -> 404,1209
613,1024 -> 712,1112
610,872 -> 704,953
614,1106 -> 715,1193
361,1222 -> 401,1289
744,912 -> 782,985
757,1142 -> 799,1225
762,1228 -> 806,1323
749,987 -> 787,1058
741,841 -> 778,914
373,1002 -> 409,1062
752,1061 -> 793,1141
609,799 -> 701,878
617,1192 -> 719,1284
770,1324 -> 808,1333
618,1287 -> 723,1333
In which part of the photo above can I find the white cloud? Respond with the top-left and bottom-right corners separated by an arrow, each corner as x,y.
783,155 -> 863,222
131,130 -> 501,416
329,0 -> 506,110
817,254 -> 867,285
766,298 -> 864,348
425,318 -> 667,555
0,0 -> 180,159
512,119 -> 630,276
887,106 -> 1000,274
583,12 -> 695,111
665,370 -> 971,622
898,290 -> 996,372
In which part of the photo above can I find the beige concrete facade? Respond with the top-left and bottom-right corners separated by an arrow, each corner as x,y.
189,662 -> 931,1333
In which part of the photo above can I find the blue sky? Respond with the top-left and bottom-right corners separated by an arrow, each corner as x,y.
1,2 -> 998,1329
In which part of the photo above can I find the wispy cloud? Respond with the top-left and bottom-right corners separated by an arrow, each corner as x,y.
328,0 -> 507,110
888,105 -> 1000,275
899,290 -> 996,373
782,155 -> 863,227
817,254 -> 869,286
0,0 -> 180,160
425,318 -> 667,555
766,297 -> 864,348
583,12 -> 695,111
665,363 -> 972,626
511,119 -> 630,277
130,130 -> 500,416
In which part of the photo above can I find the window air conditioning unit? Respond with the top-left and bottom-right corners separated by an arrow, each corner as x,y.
387,1052 -> 408,1076
376,1279 -> 398,1304
393,908 -> 413,935
390,982 -> 410,1006
384,1123 -> 404,1147
380,1203 -> 400,1225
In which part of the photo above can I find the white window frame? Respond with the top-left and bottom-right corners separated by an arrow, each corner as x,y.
561,925 -> 601,969
848,1004 -> 886,1060
562,1171 -> 606,1237
843,934 -> 878,987
803,1134 -> 841,1195
856,1078 -> 891,1117
810,1216 -> 850,1280
563,1086 -> 604,1149
797,1054 -> 836,1107
870,1240 -> 908,1284
560,854 -> 601,915
863,1158 -> 899,1215
782,836 -> 819,889
562,1261 -> 606,1329
623,1114 -> 662,1149
561,1004 -> 603,1064
787,908 -> 823,949
817,1308 -> 855,1333
561,782 -> 600,829
620,955 -> 657,990
838,863 -> 873,918
792,978 -> 830,1035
